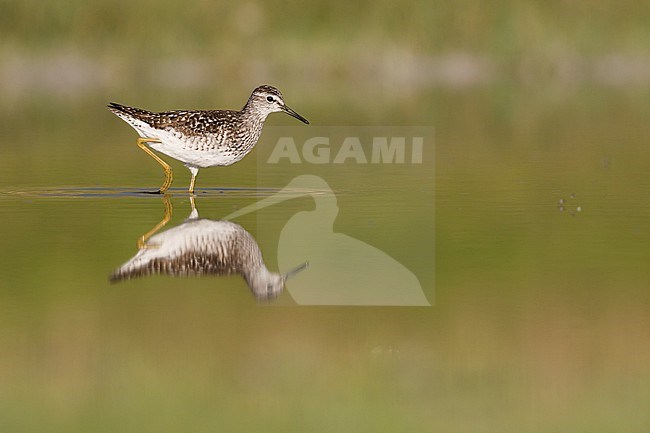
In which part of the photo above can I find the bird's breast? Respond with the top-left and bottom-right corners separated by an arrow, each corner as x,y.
148,128 -> 262,168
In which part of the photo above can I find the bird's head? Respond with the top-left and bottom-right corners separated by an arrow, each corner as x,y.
246,85 -> 309,124
246,262 -> 309,301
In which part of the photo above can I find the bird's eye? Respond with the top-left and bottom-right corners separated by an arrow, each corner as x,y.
266,96 -> 275,103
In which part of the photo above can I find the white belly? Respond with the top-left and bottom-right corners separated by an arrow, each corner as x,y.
131,122 -> 253,168
149,138 -> 246,168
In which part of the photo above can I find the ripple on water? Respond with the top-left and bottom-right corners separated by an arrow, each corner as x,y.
0,186 -> 295,200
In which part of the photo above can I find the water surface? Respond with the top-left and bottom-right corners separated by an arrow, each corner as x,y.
0,86 -> 648,432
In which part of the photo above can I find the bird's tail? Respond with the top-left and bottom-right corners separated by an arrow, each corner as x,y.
107,102 -> 154,121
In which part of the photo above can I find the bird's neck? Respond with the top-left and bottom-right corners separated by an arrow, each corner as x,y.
241,101 -> 270,125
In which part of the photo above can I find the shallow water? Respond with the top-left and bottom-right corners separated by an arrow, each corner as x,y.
0,86 -> 648,431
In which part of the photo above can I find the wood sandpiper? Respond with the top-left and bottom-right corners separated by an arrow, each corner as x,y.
108,85 -> 309,194
110,196 -> 307,300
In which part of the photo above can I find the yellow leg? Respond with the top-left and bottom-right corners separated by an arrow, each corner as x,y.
188,194 -> 200,219
137,137 -> 173,193
137,194 -> 173,249
189,173 -> 196,194
188,166 -> 199,194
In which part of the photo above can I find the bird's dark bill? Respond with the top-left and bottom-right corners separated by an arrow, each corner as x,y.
281,105 -> 309,124
283,262 -> 309,281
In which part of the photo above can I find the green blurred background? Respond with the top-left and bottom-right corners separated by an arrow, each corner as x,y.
0,0 -> 649,431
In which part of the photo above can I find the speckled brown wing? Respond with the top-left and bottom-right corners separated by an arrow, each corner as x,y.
108,103 -> 242,136
152,110 -> 244,136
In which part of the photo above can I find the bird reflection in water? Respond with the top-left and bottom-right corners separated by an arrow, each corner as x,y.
110,196 -> 307,301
